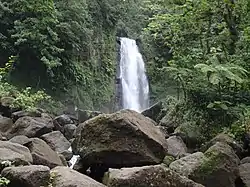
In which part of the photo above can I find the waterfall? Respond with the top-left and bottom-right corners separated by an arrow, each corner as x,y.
119,37 -> 149,112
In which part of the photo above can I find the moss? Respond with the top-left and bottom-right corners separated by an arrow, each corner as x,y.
48,172 -> 57,187
194,151 -> 223,179
162,155 -> 175,166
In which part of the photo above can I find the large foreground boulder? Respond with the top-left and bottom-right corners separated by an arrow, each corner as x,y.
0,141 -> 33,166
1,165 -> 50,187
51,166 -> 106,187
27,138 -> 63,168
103,165 -> 204,187
72,109 -> 168,168
7,116 -> 54,139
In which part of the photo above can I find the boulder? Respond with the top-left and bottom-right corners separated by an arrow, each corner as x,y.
202,133 -> 243,158
1,165 -> 50,187
11,110 -> 41,122
78,109 -> 102,123
72,109 -> 168,168
63,124 -> 77,140
0,97 -> 18,117
41,131 -> 71,154
169,152 -> 206,177
190,142 -> 240,187
51,166 -> 106,187
58,154 -> 68,166
103,165 -> 204,187
54,114 -> 73,125
158,97 -> 180,133
0,141 -> 33,166
72,157 -> 86,172
166,136 -> 187,157
60,149 -> 73,161
239,163 -> 250,187
41,113 -> 53,120
173,122 -> 203,149
27,138 -> 63,168
241,157 -> 250,164
53,114 -> 73,132
7,116 -> 54,139
159,114 -> 179,134
0,132 -> 3,141
141,101 -> 165,122
9,135 -> 31,146
0,116 -> 13,136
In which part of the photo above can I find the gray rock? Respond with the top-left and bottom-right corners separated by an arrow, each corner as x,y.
166,136 -> 187,157
51,166 -> 106,187
72,109 -> 168,168
54,114 -> 73,124
0,141 -> 33,166
241,157 -> 250,164
58,154 -> 68,166
0,116 -> 13,136
1,165 -> 50,187
169,152 -> 206,177
174,122 -> 203,149
12,110 -> 41,122
60,149 -> 73,161
239,163 -> 250,187
27,138 -> 63,168
9,135 -> 31,146
78,109 -> 102,123
141,101 -> 165,122
63,124 -> 77,140
103,165 -> 204,187
41,131 -> 71,154
202,133 -> 243,157
7,116 -> 54,138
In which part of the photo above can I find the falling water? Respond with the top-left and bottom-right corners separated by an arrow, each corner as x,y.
119,37 -> 149,112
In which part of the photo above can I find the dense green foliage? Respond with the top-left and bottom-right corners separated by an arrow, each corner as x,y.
0,0 -> 143,111
142,0 -> 250,140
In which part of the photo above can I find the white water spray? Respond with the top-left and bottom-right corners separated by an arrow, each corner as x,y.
119,37 -> 149,112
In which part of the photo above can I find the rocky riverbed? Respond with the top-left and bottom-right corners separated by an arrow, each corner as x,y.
0,99 -> 249,187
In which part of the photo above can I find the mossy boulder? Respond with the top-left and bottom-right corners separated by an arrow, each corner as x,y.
201,133 -> 243,158
190,142 -> 240,187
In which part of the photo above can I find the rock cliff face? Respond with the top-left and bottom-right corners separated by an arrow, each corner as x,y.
0,103 -> 248,187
